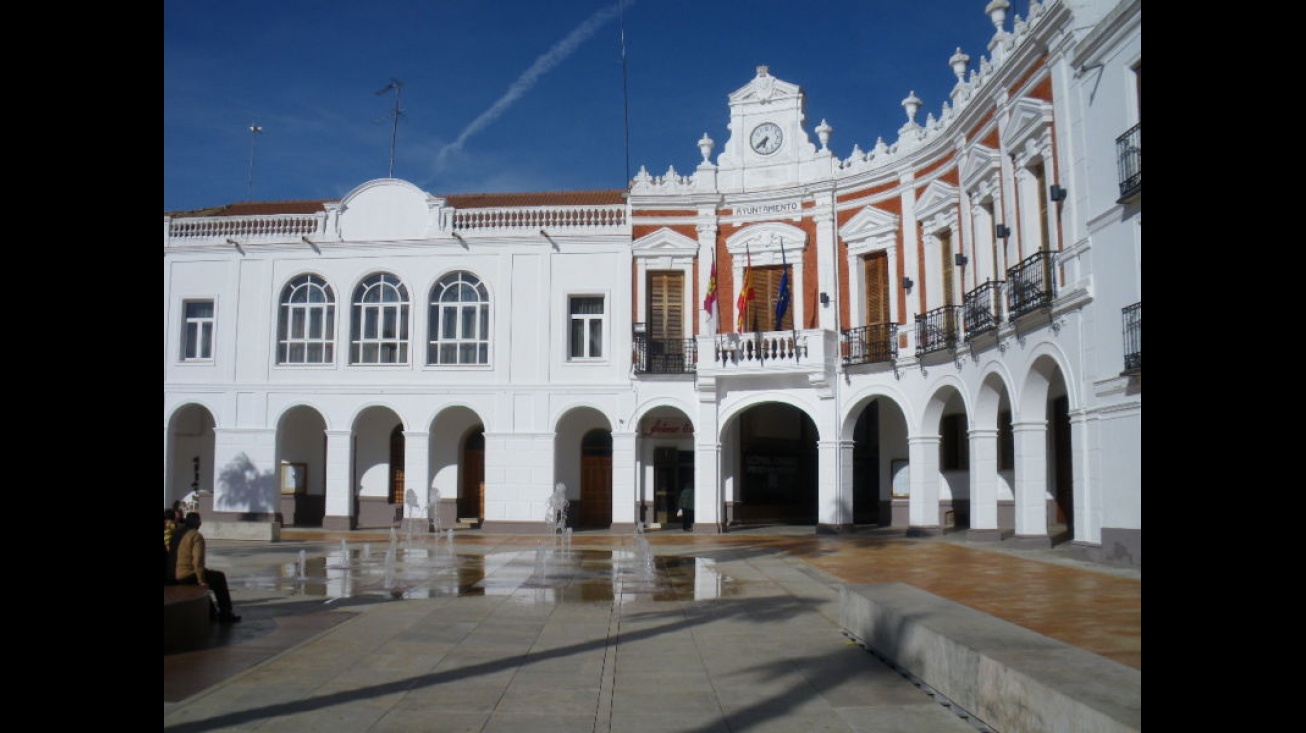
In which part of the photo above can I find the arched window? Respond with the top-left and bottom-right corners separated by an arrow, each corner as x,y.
428,271 -> 489,365
277,275 -> 336,364
350,273 -> 409,364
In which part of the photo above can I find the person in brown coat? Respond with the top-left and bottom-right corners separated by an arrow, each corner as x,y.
173,512 -> 241,623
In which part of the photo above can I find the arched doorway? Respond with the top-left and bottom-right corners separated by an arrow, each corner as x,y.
166,403 -> 216,510
851,401 -> 881,526
735,403 -> 818,525
459,428 -> 485,521
580,429 -> 613,528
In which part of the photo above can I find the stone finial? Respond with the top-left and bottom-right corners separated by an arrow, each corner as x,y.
950,47 -> 970,82
697,133 -> 715,164
757,65 -> 770,77
815,119 -> 832,151
985,0 -> 1010,32
901,91 -> 923,126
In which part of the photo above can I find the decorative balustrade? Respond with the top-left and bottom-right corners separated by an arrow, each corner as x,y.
963,280 -> 1003,339
1006,251 -> 1056,321
1122,301 -> 1141,373
841,323 -> 897,367
166,214 -> 324,244
451,204 -> 626,233
915,305 -> 963,357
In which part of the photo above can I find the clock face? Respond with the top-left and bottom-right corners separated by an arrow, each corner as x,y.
750,122 -> 783,155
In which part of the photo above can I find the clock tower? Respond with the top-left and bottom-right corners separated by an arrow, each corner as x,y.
715,66 -> 828,193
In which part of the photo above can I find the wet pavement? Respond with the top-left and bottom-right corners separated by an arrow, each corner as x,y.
164,525 -> 1141,732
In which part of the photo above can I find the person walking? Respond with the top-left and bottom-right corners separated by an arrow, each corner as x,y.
677,484 -> 695,532
173,512 -> 241,623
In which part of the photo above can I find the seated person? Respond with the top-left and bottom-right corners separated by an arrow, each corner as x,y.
173,512 -> 241,623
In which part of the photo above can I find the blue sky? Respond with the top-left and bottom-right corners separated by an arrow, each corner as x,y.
164,1 -> 1010,213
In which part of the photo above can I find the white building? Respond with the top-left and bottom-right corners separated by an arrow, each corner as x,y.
164,0 -> 1140,566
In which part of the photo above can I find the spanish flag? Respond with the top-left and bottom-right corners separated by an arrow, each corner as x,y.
703,248 -> 718,317
736,247 -> 755,332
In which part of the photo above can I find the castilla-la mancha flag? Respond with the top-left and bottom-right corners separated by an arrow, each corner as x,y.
703,248 -> 718,317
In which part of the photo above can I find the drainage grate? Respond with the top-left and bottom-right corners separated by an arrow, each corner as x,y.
842,630 -> 996,732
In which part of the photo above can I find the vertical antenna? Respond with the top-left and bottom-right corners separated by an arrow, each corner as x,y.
376,79 -> 405,178
619,0 -> 631,185
247,124 -> 262,201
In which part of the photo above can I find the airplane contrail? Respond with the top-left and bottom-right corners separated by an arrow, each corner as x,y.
436,1 -> 630,168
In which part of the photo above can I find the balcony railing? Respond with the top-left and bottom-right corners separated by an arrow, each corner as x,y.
451,204 -> 626,234
1116,122 -> 1141,201
1122,301 -> 1141,373
841,323 -> 898,367
963,280 -> 1003,339
714,331 -> 808,366
1006,251 -> 1056,321
633,337 -> 697,375
915,305 -> 963,357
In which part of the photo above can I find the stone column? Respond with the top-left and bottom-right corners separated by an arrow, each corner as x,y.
323,429 -> 355,530
611,430 -> 639,531
967,427 -> 1002,540
211,427 -> 277,520
1012,419 -> 1050,547
816,438 -> 855,533
402,430 -> 430,526
907,434 -> 941,535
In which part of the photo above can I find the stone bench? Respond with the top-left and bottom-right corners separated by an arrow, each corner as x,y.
840,582 -> 1141,733
199,520 -> 280,541
164,585 -> 212,653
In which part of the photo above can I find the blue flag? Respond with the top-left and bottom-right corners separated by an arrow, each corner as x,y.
774,247 -> 791,330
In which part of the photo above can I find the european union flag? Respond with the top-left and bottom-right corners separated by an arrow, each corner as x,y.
774,248 -> 791,330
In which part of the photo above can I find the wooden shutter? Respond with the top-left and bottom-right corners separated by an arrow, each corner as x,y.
748,266 -> 794,331
647,271 -> 684,342
863,253 -> 889,325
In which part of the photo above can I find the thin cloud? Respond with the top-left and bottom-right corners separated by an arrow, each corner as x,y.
435,1 -> 630,171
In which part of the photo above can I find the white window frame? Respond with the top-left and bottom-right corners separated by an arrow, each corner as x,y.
350,273 -> 410,365
277,274 -> 336,365
567,294 -> 606,361
181,299 -> 215,362
428,271 -> 491,366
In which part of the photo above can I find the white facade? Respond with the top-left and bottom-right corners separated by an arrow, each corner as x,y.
164,0 -> 1140,566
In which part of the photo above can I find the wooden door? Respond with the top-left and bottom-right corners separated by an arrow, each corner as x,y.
460,430 -> 485,519
580,456 -> 612,527
389,425 -> 405,505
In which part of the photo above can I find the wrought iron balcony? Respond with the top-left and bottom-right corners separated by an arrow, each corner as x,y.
915,305 -> 963,357
963,280 -> 1003,339
633,336 -> 697,375
841,323 -> 898,367
1006,251 -> 1056,322
1122,301 -> 1141,373
1116,122 -> 1141,201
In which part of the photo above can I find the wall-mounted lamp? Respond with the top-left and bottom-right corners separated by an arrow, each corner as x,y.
819,292 -> 830,306
301,235 -> 321,254
995,224 -> 1011,239
1049,184 -> 1067,202
632,322 -> 647,338
955,253 -> 969,266
226,237 -> 245,255
902,276 -> 914,290
451,231 -> 468,248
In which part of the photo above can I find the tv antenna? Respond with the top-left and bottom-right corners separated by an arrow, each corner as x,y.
247,123 -> 262,201
376,79 -> 404,178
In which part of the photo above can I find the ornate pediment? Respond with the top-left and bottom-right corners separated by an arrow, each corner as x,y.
1000,96 -> 1053,151
915,179 -> 960,225
840,205 -> 900,256
728,66 -> 801,106
960,144 -> 1001,193
631,227 -> 700,258
726,222 -> 806,266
